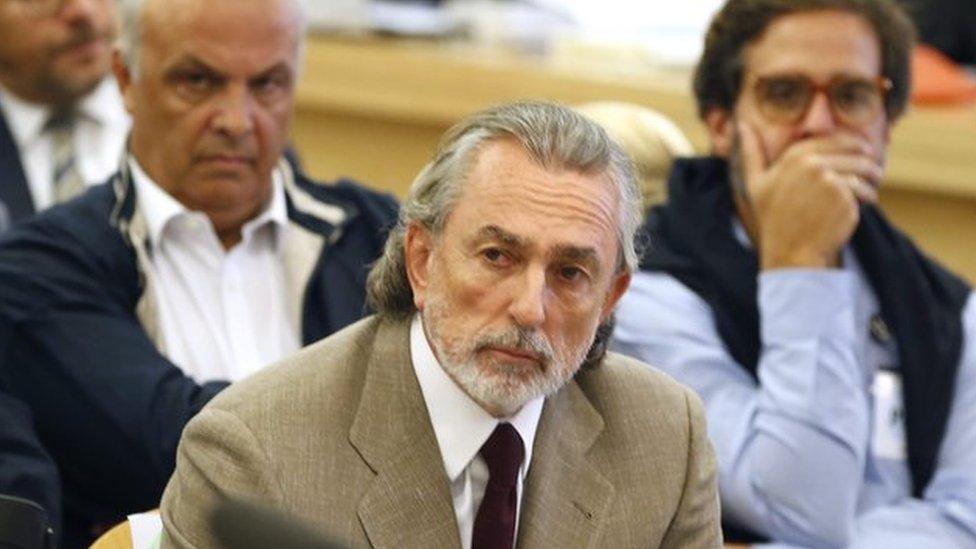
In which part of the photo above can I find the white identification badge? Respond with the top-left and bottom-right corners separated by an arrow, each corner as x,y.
871,370 -> 907,460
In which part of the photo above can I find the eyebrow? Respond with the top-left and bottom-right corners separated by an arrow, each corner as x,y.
756,70 -> 878,82
471,225 -> 603,274
168,56 -> 215,72
473,225 -> 526,249
165,56 -> 293,81
252,62 -> 294,80
163,56 -> 223,80
551,245 -> 599,265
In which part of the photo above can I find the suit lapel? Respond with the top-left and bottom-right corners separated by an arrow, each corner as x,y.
517,380 -> 614,549
0,112 -> 35,224
350,319 -> 461,549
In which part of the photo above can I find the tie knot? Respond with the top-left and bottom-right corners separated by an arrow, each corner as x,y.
480,423 -> 524,489
45,111 -> 75,133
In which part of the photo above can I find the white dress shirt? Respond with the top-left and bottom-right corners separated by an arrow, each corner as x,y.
0,77 -> 129,210
130,159 -> 300,383
410,315 -> 544,549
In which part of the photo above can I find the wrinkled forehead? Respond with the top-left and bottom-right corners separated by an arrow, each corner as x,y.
449,139 -> 622,264
142,0 -> 303,71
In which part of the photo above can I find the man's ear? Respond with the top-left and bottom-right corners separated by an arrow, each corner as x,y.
111,49 -> 135,115
599,271 -> 632,322
705,107 -> 733,157
404,223 -> 435,312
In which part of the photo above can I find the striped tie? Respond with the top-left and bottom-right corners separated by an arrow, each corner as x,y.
45,113 -> 85,204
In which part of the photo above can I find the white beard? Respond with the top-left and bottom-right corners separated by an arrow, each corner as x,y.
421,294 -> 587,415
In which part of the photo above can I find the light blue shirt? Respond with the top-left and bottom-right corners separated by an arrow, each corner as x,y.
612,249 -> 976,548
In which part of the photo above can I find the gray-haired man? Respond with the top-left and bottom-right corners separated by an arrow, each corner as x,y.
160,101 -> 722,549
0,0 -> 397,545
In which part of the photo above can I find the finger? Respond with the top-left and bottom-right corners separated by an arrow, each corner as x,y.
850,176 -> 879,204
816,154 -> 885,186
789,132 -> 876,158
831,171 -> 878,204
736,120 -> 767,186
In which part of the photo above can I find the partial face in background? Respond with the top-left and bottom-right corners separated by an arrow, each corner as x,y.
0,0 -> 118,107
405,139 -> 631,417
115,0 -> 301,223
707,10 -> 891,169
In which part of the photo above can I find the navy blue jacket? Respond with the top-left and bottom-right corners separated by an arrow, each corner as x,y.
0,164 -> 398,547
0,109 -> 36,230
0,390 -> 60,538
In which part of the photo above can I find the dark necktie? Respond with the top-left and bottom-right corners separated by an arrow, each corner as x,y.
472,423 -> 524,549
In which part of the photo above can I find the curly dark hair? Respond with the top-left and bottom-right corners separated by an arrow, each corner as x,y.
693,0 -> 916,121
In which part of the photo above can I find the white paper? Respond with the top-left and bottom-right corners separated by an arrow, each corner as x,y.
872,370 -> 907,460
127,510 -> 163,549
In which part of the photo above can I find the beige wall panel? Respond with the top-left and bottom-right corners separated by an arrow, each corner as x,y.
292,110 -> 446,196
292,37 -> 976,283
879,189 -> 976,283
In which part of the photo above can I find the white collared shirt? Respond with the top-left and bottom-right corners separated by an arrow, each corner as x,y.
410,315 -> 544,549
0,77 -> 129,210
130,158 -> 300,383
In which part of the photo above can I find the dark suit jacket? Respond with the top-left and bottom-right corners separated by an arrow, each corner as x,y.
0,110 -> 35,230
0,165 -> 398,548
160,316 -> 722,548
0,390 -> 59,538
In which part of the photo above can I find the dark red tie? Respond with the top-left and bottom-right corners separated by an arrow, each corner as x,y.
472,423 -> 525,549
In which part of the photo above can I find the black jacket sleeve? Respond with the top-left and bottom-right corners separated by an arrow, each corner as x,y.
0,200 -> 228,540
0,390 -> 61,538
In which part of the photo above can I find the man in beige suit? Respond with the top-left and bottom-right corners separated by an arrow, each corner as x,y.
160,101 -> 721,548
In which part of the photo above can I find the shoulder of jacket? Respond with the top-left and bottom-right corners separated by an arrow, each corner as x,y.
578,351 -> 697,412
206,316 -> 384,412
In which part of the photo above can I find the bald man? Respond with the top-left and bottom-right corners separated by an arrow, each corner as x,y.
0,0 -> 397,545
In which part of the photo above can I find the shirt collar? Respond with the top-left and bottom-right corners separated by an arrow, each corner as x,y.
0,85 -> 50,149
410,314 -> 544,483
129,156 -> 290,250
75,77 -> 129,129
241,167 -> 289,247
0,77 -> 127,147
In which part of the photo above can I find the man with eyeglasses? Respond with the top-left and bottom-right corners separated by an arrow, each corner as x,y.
612,0 -> 976,546
0,0 -> 127,231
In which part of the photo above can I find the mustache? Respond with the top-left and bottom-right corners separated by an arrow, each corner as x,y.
54,24 -> 111,54
194,133 -> 260,158
193,143 -> 258,161
475,326 -> 555,364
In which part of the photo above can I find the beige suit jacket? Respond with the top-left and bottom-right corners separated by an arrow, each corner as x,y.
160,316 -> 721,548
